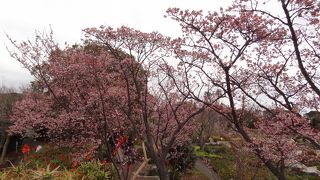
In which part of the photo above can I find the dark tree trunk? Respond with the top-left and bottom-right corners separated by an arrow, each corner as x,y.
144,141 -> 169,180
147,148 -> 169,180
199,137 -> 205,150
280,0 -> 320,98
155,158 -> 169,180
0,131 -> 6,152
0,135 -> 10,164
264,160 -> 286,180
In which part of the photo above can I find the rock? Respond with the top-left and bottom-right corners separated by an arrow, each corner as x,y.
290,162 -> 320,176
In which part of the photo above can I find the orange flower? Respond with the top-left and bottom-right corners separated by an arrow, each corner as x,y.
22,144 -> 30,155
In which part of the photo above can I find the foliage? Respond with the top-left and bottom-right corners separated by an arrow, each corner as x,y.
167,143 -> 197,177
31,163 -> 60,179
0,159 -> 112,179
207,145 -> 276,180
26,144 -> 72,170
0,161 -> 32,179
194,145 -> 222,158
76,160 -> 111,180
305,111 -> 320,128
204,145 -> 226,155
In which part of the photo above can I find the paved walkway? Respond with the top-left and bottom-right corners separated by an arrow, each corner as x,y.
195,159 -> 220,180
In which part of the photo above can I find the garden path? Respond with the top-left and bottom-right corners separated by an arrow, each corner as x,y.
195,159 -> 220,180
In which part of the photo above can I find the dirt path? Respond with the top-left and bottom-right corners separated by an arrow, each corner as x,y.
195,159 -> 220,180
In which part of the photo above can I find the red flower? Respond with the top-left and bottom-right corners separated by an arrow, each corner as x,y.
22,144 -> 30,155
101,160 -> 108,165
71,161 -> 79,170
113,135 -> 128,155
101,160 -> 108,167
85,155 -> 91,161
85,148 -> 94,161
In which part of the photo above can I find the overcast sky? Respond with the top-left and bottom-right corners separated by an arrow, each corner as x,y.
0,0 -> 233,88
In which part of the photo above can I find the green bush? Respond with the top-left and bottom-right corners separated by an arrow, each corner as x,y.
167,143 -> 197,179
204,145 -> 227,154
31,164 -> 60,179
77,160 -> 111,180
195,150 -> 222,158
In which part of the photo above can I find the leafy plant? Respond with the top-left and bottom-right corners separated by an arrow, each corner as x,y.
194,145 -> 222,158
77,160 -> 111,180
7,160 -> 31,178
167,143 -> 197,179
195,150 -> 222,158
0,160 -> 113,179
31,163 -> 60,179
27,145 -> 72,170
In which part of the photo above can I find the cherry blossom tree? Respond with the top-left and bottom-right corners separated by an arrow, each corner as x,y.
8,36 -> 134,178
230,0 -> 320,138
234,0 -> 320,99
231,0 -> 320,170
8,26 -> 205,179
165,7 -> 284,178
165,2 -> 320,178
83,26 -> 205,179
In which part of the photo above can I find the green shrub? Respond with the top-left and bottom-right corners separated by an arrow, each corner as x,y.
167,143 -> 197,179
77,160 -> 111,180
0,158 -> 113,179
31,164 -> 60,179
203,145 -> 227,154
195,150 -> 222,158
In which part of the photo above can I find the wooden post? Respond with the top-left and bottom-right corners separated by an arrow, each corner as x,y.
132,142 -> 150,180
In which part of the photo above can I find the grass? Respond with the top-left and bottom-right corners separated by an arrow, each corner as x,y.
193,145 -> 222,158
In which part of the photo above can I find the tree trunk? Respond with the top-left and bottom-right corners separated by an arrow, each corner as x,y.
148,150 -> 169,180
0,135 -> 10,164
155,157 -> 169,180
263,160 -> 286,180
199,137 -> 205,150
235,123 -> 286,180
0,131 -> 6,152
141,79 -> 169,180
144,141 -> 169,180
280,0 -> 320,98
